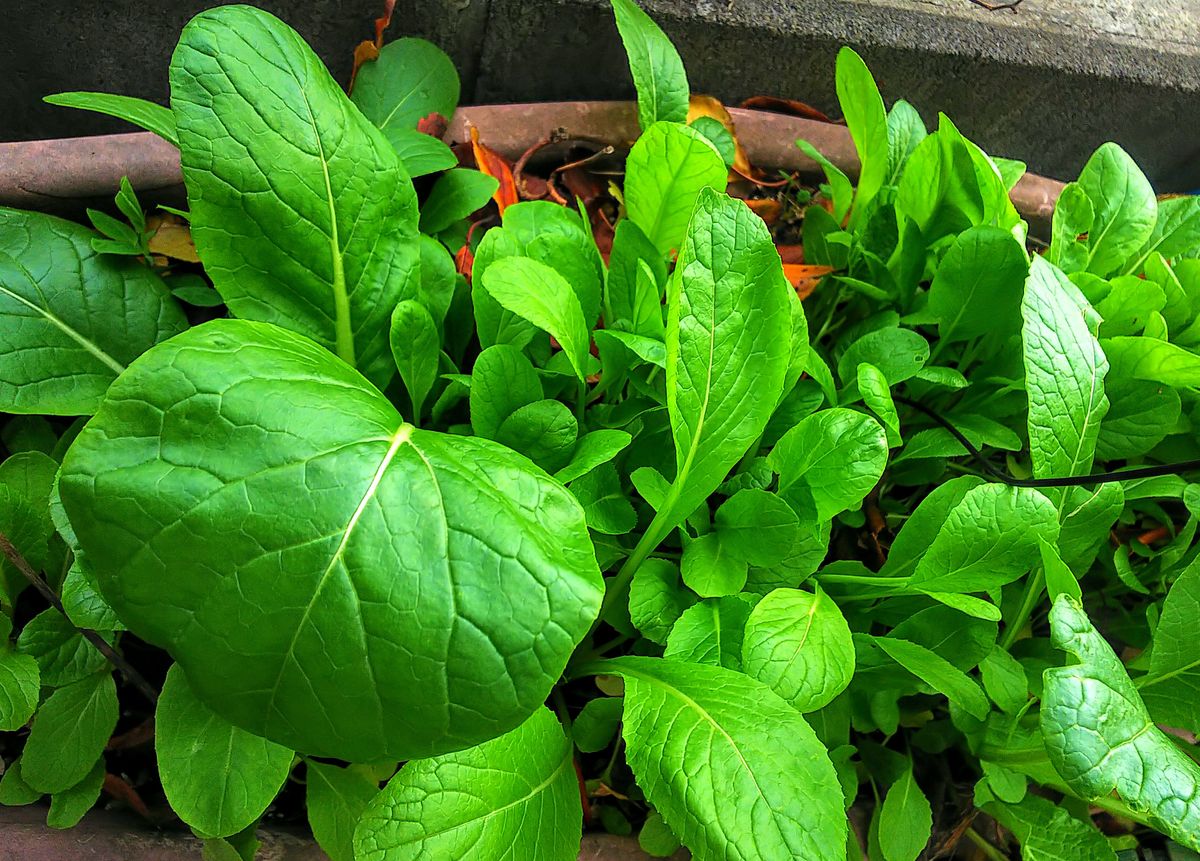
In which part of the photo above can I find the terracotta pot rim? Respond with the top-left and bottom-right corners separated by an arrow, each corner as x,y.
0,99 -> 1063,229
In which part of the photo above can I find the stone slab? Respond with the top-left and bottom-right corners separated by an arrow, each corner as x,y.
402,0 -> 1200,190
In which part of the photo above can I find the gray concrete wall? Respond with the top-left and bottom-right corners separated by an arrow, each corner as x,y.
5,0 -> 1199,190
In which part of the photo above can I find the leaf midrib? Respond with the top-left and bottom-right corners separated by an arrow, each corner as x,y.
0,281 -> 125,376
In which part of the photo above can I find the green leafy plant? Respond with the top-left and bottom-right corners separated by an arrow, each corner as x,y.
4,2 -> 1200,859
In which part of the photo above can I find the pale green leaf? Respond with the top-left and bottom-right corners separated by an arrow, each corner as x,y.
610,0 -> 689,130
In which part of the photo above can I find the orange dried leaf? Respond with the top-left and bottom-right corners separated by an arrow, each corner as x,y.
349,0 -> 396,90
146,213 -> 200,263
103,773 -> 154,821
783,263 -> 834,300
746,198 -> 782,225
688,94 -> 754,179
470,126 -> 518,214
740,95 -> 837,124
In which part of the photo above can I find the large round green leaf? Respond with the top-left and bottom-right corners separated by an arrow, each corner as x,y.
59,320 -> 604,761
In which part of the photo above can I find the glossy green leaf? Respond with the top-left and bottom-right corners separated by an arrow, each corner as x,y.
1076,143 -> 1156,277
1042,596 -> 1200,850
388,129 -> 457,178
607,219 -> 667,330
610,0 -> 689,131
878,766 -> 932,861
1022,256 -> 1109,487
570,462 -> 636,534
742,587 -> 854,712
664,597 -> 752,669
354,707 -> 581,861
574,696 -> 623,754
625,123 -> 727,256
873,637 -> 989,719
17,608 -> 111,687
599,656 -> 845,859
629,558 -> 696,645
1101,335 -> 1200,388
929,225 -> 1029,343
171,6 -> 418,382
45,757 -> 105,830
45,91 -> 178,144
980,645 -> 1029,714
837,327 -> 929,388
796,140 -> 854,225
157,666 -> 292,838
389,300 -> 440,424
419,169 -> 499,235
905,485 -> 1059,593
835,47 -> 888,218
1139,557 -> 1200,734
496,399 -> 578,474
351,37 -> 460,131
0,209 -> 185,415
482,256 -> 591,382
1127,195 -> 1200,275
714,489 -> 800,567
680,533 -> 746,598
1047,182 -> 1093,274
0,647 -> 38,731
20,671 -> 117,794
0,758 -> 40,806
306,762 -> 378,861
983,793 -> 1116,861
469,344 -> 542,440
554,430 -> 633,484
59,320 -> 603,761
857,363 -> 900,445
885,100 -> 926,185
769,408 -> 888,522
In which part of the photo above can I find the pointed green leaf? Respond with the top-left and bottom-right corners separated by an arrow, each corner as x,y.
929,225 -> 1029,343
873,637 -> 989,719
45,92 -> 177,145
878,766 -> 931,861
20,671 -> 117,794
46,757 -> 105,830
306,762 -> 379,861
610,0 -> 689,130
1076,143 -> 1156,277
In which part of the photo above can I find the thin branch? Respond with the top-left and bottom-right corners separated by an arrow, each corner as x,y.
0,531 -> 158,705
969,0 -> 1023,11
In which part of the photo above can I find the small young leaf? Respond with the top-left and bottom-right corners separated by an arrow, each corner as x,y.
17,608 -> 111,687
610,0 -> 689,130
980,645 -> 1028,714
0,758 -> 41,806
355,708 -> 581,861
44,92 -> 178,145
680,533 -> 748,598
352,37 -> 460,130
1076,143 -> 1157,277
21,671 -> 118,794
469,344 -> 542,439
418,169 -> 499,235
625,123 -> 727,256
629,558 -> 696,644
741,586 -> 855,712
873,637 -> 989,719
482,256 -> 591,382
714,489 -> 800,567
46,757 -> 105,829
878,766 -> 932,861
664,597 -> 752,669
554,430 -> 633,484
573,696 -> 624,754
571,462 -> 636,534
306,762 -> 378,861
157,664 -> 293,838
835,47 -> 889,219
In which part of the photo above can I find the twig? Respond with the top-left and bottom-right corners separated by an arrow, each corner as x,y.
0,531 -> 158,705
969,0 -> 1023,10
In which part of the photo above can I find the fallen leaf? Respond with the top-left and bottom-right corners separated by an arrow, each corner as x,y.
740,95 -> 838,124
103,772 -> 154,821
470,126 -> 519,214
745,198 -> 782,225
349,0 -> 397,91
106,717 -> 155,751
417,111 -> 448,139
146,213 -> 200,263
783,263 -> 834,299
777,244 -> 805,264
688,95 -> 754,180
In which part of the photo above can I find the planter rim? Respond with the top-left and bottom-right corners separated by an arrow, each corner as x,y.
0,100 -> 1063,228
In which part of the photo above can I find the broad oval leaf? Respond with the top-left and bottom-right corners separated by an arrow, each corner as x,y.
878,766 -> 932,861
741,587 -> 854,713
306,762 -> 378,861
625,123 -> 727,256
156,664 -> 293,838
170,6 -> 418,384
354,707 -> 581,861
928,225 -> 1029,343
1043,596 -> 1200,850
0,209 -> 186,415
1022,256 -> 1109,491
664,597 -> 752,669
20,671 -> 117,794
351,37 -> 460,132
601,656 -> 847,860
59,320 -> 603,761
667,188 -> 792,521
1077,143 -> 1157,277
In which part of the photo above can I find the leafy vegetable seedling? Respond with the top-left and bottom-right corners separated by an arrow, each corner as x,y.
3,2 -> 1200,859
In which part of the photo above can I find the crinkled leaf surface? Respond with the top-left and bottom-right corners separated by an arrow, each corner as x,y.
629,558 -> 696,645
741,587 -> 854,713
170,6 -> 418,384
1022,257 -> 1109,489
625,123 -> 727,256
59,320 -> 603,761
983,794 -> 1116,861
354,707 -> 581,861
905,485 -> 1059,593
1042,596 -> 1200,850
664,597 -> 752,669
156,664 -> 293,838
600,656 -> 846,860
0,209 -> 185,415
666,188 -> 791,522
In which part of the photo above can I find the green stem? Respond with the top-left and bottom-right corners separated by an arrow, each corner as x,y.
964,828 -> 1008,861
576,379 -> 587,423
1000,568 -> 1045,650
596,507 -> 675,627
